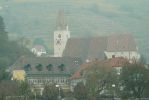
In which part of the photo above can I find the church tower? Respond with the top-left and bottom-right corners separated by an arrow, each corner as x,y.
54,10 -> 70,57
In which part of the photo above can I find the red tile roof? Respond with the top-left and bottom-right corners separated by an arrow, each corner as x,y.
70,57 -> 128,80
106,34 -> 137,52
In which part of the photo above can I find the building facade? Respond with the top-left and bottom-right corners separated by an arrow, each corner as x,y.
11,56 -> 82,94
54,10 -> 70,57
63,34 -> 140,62
105,34 -> 140,61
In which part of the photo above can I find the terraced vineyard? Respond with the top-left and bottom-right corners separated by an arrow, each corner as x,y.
0,0 -> 149,62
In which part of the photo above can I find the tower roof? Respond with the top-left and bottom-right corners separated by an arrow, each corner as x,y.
56,10 -> 67,30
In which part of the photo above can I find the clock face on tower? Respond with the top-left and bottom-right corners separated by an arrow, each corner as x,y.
58,34 -> 61,38
56,39 -> 61,45
56,33 -> 62,46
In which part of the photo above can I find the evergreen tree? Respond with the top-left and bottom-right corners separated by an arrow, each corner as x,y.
74,82 -> 88,100
0,16 -> 33,81
42,84 -> 59,100
0,16 -> 8,42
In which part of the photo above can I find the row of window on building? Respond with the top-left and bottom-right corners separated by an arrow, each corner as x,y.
27,78 -> 69,85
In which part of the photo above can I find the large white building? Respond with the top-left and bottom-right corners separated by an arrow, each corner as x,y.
54,10 -> 70,57
104,34 -> 140,61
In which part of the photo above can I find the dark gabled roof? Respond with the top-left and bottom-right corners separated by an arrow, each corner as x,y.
106,34 -> 137,52
11,56 -> 82,75
87,37 -> 107,60
63,37 -> 107,61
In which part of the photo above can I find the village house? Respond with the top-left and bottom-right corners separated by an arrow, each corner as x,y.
69,57 -> 128,91
31,45 -> 47,57
104,34 -> 140,61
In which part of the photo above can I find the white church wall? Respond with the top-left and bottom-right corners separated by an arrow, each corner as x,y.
104,51 -> 140,60
54,30 -> 70,57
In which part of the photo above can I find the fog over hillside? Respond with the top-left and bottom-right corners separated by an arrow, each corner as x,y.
0,0 -> 149,62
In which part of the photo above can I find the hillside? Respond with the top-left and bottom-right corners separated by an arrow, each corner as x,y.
0,0 -> 149,62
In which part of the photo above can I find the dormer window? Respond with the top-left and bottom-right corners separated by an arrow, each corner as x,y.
46,64 -> 53,71
36,64 -> 42,71
58,64 -> 65,71
24,64 -> 31,71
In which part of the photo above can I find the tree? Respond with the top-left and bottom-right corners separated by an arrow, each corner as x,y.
119,61 -> 149,99
0,16 -> 9,67
36,64 -> 42,71
42,84 -> 59,100
0,16 -> 8,42
33,38 -> 45,46
85,63 -> 117,100
0,81 -> 20,99
0,81 -> 34,99
0,16 -> 33,68
46,64 -> 53,71
17,36 -> 32,48
0,66 -> 10,82
58,64 -> 65,71
18,81 -> 33,99
74,82 -> 88,100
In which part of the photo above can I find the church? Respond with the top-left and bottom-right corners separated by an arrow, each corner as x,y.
53,10 -> 140,62
54,10 -> 70,57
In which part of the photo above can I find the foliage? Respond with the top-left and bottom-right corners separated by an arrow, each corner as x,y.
0,67 -> 10,82
85,63 -> 117,100
16,36 -> 32,49
0,16 -> 33,68
42,84 -> 59,100
0,81 -> 34,99
18,81 -> 32,97
33,38 -> 45,46
119,61 -> 149,99
0,16 -> 8,42
74,82 -> 88,100
0,81 -> 19,99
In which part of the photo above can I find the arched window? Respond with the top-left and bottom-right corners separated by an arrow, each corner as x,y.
24,64 -> 31,71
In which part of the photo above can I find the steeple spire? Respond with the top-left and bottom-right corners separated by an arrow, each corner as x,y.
56,10 -> 67,30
